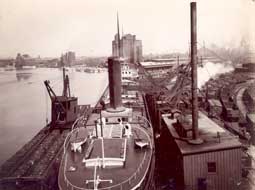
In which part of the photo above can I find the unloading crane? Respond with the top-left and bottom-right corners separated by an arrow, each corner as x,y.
136,59 -> 192,110
44,80 -> 67,124
44,68 -> 78,128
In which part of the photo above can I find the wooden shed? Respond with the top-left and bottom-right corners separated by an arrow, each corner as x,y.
161,112 -> 242,190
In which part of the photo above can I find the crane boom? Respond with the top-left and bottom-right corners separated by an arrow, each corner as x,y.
44,80 -> 66,113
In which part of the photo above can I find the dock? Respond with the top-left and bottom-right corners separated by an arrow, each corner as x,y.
0,105 -> 92,190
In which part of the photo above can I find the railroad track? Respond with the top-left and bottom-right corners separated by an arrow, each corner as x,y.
27,132 -> 66,177
11,130 -> 60,177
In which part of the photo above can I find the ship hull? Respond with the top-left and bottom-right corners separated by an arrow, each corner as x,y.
58,86 -> 155,190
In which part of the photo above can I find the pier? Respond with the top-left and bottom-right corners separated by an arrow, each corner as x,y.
0,105 -> 91,190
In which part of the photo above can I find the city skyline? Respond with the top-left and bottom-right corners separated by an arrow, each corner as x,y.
0,0 -> 254,58
112,33 -> 143,63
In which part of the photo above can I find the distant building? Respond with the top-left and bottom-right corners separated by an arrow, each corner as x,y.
0,58 -> 14,67
121,62 -> 139,79
112,34 -> 142,63
243,52 -> 255,72
140,60 -> 176,78
15,53 -> 25,69
60,51 -> 76,67
235,52 -> 255,73
14,53 -> 42,68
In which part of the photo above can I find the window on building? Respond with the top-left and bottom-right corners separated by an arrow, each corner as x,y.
207,162 -> 216,173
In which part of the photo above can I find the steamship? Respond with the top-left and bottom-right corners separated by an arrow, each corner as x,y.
58,56 -> 155,190
57,12 -> 155,190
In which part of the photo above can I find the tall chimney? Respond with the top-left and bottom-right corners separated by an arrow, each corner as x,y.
107,57 -> 125,112
190,2 -> 203,144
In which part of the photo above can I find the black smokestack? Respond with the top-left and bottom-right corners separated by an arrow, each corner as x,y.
107,57 -> 124,112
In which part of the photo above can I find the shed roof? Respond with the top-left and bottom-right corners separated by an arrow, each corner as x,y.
162,112 -> 241,156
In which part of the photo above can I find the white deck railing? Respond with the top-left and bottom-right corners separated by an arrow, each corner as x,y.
62,151 -> 149,190
61,115 -> 153,190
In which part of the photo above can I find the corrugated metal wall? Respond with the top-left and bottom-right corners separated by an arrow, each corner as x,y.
183,148 -> 241,190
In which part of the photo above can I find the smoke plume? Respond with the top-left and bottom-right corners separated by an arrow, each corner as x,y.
197,62 -> 234,88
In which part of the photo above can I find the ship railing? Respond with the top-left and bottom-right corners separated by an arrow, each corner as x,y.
63,128 -> 151,190
106,150 -> 149,190
63,116 -> 84,155
62,148 -> 150,190
134,115 -> 154,149
62,124 -> 152,190
64,103 -> 93,155
62,106 -> 154,189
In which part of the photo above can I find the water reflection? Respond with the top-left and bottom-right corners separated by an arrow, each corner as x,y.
16,72 -> 32,81
0,68 -> 108,166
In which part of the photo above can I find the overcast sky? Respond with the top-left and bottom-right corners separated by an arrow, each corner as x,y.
0,0 -> 254,58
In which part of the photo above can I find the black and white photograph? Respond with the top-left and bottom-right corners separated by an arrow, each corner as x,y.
0,0 -> 254,189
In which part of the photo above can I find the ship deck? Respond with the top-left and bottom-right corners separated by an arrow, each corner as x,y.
59,120 -> 153,190
59,80 -> 155,190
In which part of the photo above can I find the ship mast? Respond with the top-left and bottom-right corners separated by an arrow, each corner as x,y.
117,12 -> 121,58
105,13 -> 125,112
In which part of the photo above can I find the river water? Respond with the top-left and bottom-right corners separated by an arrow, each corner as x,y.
0,68 -> 108,166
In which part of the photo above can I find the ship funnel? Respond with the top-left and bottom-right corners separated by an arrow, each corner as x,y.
189,2 -> 203,145
107,57 -> 125,112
